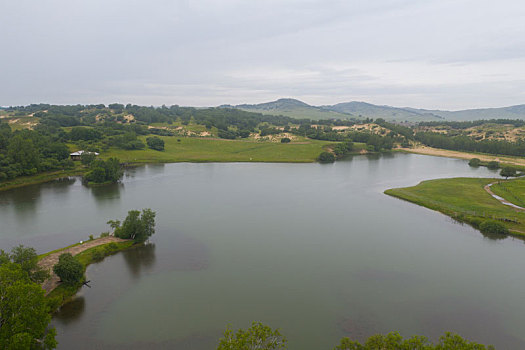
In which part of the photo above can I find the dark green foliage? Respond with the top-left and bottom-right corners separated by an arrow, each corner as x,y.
146,136 -> 165,151
332,141 -> 354,158
318,152 -> 335,163
487,161 -> 499,170
112,208 -> 156,243
8,245 -> 49,284
85,157 -> 122,184
280,137 -> 291,143
334,331 -> 494,350
53,253 -> 83,285
91,249 -> 105,261
217,322 -> 286,350
479,220 -> 510,235
80,151 -> 96,165
0,122 -> 73,181
69,127 -> 102,141
416,131 -> 525,158
109,132 -> 145,150
500,166 -> 517,178
0,263 -> 57,349
469,158 -> 481,167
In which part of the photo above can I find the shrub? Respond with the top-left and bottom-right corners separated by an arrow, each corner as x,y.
280,137 -> 291,143
146,136 -> 165,151
100,232 -> 110,238
500,166 -> 517,178
318,152 -> 335,163
479,220 -> 509,235
468,158 -> 481,167
89,234 -> 94,241
53,253 -> 83,285
92,249 -> 105,261
487,161 -> 500,170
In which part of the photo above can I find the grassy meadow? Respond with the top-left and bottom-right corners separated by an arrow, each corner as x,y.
385,177 -> 525,237
103,136 -> 338,163
490,177 -> 525,208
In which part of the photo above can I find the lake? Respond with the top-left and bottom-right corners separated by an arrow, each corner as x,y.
1,153 -> 524,349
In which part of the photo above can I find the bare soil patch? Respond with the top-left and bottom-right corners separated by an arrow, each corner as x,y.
401,146 -> 525,167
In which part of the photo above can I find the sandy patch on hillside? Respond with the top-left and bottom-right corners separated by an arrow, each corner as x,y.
402,146 -> 525,166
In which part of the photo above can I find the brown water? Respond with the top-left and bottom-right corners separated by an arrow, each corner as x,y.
1,153 -> 524,349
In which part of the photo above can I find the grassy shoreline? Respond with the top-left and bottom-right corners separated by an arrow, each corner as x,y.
385,177 -> 525,238
0,168 -> 86,192
0,137 -> 366,192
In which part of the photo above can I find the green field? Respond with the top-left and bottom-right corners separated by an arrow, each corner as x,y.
103,136 -> 334,163
385,177 -> 525,237
491,177 -> 525,208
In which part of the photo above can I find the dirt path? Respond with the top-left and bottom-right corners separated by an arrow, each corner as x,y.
38,236 -> 126,294
484,182 -> 525,211
400,146 -> 525,167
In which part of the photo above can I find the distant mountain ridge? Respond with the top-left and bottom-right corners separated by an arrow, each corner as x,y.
227,98 -> 525,122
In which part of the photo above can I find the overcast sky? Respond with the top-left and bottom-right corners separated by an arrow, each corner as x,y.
1,0 -> 524,109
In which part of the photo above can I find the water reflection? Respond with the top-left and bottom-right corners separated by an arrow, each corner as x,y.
89,183 -> 123,202
54,296 -> 86,325
122,243 -> 156,278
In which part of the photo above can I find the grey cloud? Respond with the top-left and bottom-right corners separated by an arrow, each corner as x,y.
1,0 -> 524,109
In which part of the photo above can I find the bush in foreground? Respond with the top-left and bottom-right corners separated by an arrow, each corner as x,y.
217,323 -> 494,350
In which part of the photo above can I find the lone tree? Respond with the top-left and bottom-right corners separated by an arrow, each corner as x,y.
111,208 -> 156,243
53,253 -> 83,285
500,166 -> 517,179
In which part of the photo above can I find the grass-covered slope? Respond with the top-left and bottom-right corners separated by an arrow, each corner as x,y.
385,177 -> 525,237
103,136 -> 332,163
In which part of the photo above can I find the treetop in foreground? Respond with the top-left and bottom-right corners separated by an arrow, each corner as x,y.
216,323 -> 494,349
0,255 -> 57,349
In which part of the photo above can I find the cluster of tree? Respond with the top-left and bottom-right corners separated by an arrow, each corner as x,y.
108,209 -> 156,243
216,322 -> 494,350
218,129 -> 251,139
332,141 -> 354,158
0,245 -> 57,349
419,119 -> 525,130
415,132 -> 525,157
0,122 -> 73,181
84,157 -> 123,184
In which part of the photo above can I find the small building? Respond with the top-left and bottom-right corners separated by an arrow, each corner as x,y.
70,150 -> 99,161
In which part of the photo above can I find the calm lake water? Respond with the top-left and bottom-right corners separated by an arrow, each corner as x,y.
1,153 -> 524,349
